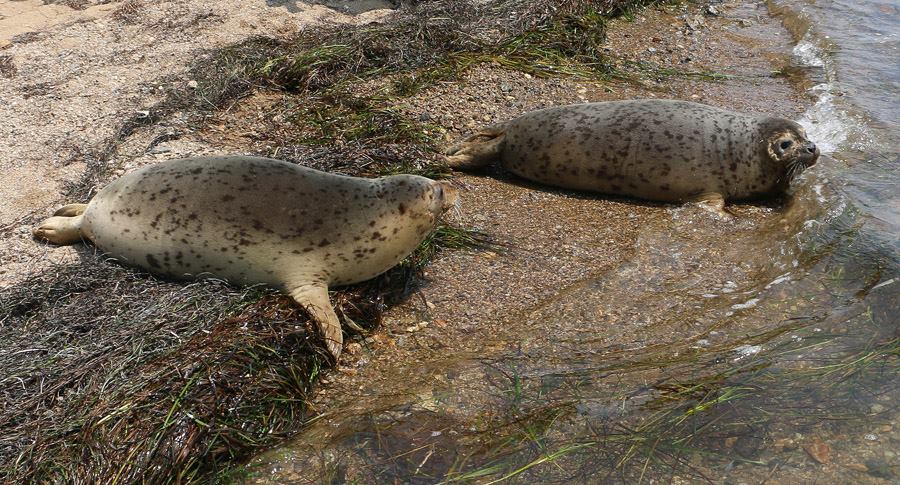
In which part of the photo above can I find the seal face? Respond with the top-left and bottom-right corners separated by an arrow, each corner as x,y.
447,99 -> 819,215
33,156 -> 459,361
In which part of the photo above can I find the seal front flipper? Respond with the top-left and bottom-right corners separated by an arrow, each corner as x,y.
445,123 -> 507,170
689,192 -> 734,221
290,283 -> 343,362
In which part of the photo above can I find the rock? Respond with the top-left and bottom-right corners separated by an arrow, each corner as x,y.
149,145 -> 172,154
804,438 -> 831,464
500,83 -> 512,93
734,435 -> 763,459
870,403 -> 885,413
738,18 -> 754,27
772,437 -> 798,452
864,459 -> 894,479
419,111 -> 432,122
685,15 -> 705,31
705,6 -> 720,16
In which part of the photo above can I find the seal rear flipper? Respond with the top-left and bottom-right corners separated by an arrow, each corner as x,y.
53,203 -> 88,217
33,213 -> 86,245
445,124 -> 507,170
289,283 -> 343,363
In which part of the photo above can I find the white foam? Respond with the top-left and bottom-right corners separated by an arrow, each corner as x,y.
731,298 -> 760,310
792,39 -> 825,67
732,344 -> 763,361
798,84 -> 850,153
765,273 -> 792,289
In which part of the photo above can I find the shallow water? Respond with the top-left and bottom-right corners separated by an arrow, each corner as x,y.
253,2 -> 898,482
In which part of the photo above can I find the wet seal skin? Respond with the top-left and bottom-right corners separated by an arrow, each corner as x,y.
33,156 -> 459,361
446,99 -> 819,217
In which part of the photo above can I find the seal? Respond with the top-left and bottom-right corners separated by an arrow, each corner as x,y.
446,99 -> 819,215
33,156 -> 458,361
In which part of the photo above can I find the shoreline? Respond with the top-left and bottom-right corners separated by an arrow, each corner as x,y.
4,1 -> 892,483
242,2 -> 854,483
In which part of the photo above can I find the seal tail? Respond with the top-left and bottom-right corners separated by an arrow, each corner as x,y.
33,203 -> 89,245
445,123 -> 507,171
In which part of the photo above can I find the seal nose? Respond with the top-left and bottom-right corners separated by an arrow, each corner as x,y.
804,141 -> 819,168
804,142 -> 819,166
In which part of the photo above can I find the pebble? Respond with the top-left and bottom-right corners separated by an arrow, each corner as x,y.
187,80 -> 198,89
804,438 -> 831,464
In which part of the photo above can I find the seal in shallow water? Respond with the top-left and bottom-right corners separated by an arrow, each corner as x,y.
446,99 -> 819,215
33,156 -> 458,361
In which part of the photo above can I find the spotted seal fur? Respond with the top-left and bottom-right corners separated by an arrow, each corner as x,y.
33,156 -> 458,361
446,99 -> 819,215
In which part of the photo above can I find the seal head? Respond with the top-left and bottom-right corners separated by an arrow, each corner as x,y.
758,117 -> 820,192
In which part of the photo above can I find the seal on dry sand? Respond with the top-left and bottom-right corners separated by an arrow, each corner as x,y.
33,156 -> 459,361
446,99 -> 819,216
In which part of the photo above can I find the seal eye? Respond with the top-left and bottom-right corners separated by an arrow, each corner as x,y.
780,140 -> 793,150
